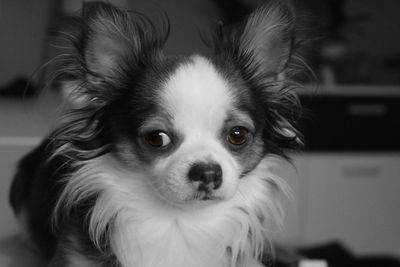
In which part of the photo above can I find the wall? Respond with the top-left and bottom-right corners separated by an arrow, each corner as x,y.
0,0 -> 51,85
275,153 -> 400,257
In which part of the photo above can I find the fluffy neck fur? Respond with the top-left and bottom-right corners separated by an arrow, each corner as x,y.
55,155 -> 289,267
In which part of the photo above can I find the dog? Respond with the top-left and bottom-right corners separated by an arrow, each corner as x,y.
9,1 -> 303,266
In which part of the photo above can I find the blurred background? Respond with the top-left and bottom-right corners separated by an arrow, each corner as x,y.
0,0 -> 399,266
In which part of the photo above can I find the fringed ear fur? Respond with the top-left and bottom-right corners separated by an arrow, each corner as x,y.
240,3 -> 294,77
83,2 -> 169,78
215,1 -> 296,83
81,2 -> 168,80
56,2 -> 168,105
82,2 -> 133,80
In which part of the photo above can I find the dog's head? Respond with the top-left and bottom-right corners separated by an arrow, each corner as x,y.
54,1 -> 302,204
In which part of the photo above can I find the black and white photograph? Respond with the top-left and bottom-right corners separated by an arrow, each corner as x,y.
0,0 -> 399,266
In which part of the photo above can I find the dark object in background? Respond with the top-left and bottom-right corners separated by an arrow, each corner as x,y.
272,242 -> 400,267
299,93 -> 400,151
211,0 -> 260,22
299,242 -> 400,267
0,77 -> 38,98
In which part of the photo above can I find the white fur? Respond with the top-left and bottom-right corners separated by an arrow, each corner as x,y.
55,155 -> 289,267
161,55 -> 234,135
152,55 -> 241,202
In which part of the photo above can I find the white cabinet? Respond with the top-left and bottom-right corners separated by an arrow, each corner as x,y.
276,153 -> 400,257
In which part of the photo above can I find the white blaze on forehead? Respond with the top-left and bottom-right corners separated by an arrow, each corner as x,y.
161,56 -> 234,136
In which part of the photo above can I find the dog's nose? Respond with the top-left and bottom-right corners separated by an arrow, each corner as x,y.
188,162 -> 223,190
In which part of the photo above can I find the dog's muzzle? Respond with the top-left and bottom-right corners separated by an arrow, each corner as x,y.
187,162 -> 223,192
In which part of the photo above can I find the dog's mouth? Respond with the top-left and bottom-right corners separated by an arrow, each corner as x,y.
189,190 -> 222,202
152,180 -> 223,204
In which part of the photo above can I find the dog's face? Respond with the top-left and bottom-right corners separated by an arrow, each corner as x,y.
102,54 -> 267,203
116,56 -> 265,202
55,2 -> 302,204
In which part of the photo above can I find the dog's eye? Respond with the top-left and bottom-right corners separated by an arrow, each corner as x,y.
227,126 -> 249,146
144,131 -> 171,147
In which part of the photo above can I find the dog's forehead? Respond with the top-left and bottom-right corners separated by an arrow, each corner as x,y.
160,55 -> 234,133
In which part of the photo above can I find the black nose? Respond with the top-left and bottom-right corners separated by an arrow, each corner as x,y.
188,162 -> 223,190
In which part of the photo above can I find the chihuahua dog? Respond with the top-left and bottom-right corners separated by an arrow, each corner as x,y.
10,1 -> 303,266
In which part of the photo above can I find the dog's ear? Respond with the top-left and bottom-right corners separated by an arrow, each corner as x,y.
81,2 -> 132,80
214,1 -> 295,82
80,2 -> 167,82
55,2 -> 168,105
